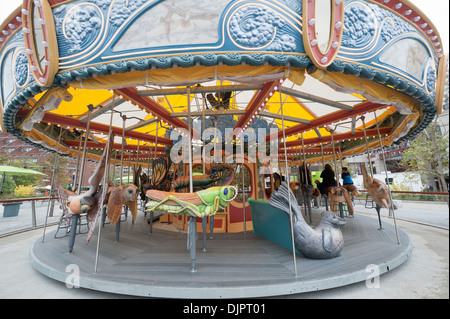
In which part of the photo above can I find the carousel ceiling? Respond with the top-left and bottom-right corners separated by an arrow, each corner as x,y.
0,0 -> 447,165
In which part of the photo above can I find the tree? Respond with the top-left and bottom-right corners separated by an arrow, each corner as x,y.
8,159 -> 40,187
400,118 -> 449,203
40,153 -> 70,190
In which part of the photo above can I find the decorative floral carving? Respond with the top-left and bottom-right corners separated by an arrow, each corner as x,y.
62,4 -> 102,53
14,51 -> 29,87
425,64 -> 436,97
89,0 -> 113,10
342,2 -> 417,50
370,4 -> 416,43
280,0 -> 301,14
229,6 -> 295,51
109,0 -> 149,27
342,4 -> 376,48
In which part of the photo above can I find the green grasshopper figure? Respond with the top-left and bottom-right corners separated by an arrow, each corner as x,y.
145,186 -> 238,218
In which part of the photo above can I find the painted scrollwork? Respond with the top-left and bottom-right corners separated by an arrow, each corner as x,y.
14,51 -> 30,88
89,0 -> 113,10
280,0 -> 302,14
371,4 -> 416,43
229,5 -> 295,52
109,0 -> 149,27
425,63 -> 437,97
60,4 -> 103,54
340,1 -> 435,89
342,4 -> 376,49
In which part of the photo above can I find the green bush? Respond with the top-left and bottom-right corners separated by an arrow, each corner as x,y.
13,185 -> 35,198
1,175 -> 16,194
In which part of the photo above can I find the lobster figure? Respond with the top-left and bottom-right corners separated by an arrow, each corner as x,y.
172,163 -> 234,191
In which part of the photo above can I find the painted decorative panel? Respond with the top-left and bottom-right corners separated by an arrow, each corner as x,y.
113,0 -> 232,51
0,32 -> 35,106
337,0 -> 437,96
52,0 -> 305,70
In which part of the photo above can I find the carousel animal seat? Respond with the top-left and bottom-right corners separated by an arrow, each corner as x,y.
329,186 -> 354,218
248,199 -> 301,254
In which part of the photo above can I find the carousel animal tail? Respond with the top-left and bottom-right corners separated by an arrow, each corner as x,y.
269,182 -> 302,220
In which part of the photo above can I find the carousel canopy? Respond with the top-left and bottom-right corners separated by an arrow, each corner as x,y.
0,0 -> 447,165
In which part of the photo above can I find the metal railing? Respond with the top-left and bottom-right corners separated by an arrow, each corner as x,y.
0,197 -> 60,237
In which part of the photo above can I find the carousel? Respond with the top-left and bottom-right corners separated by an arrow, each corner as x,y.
0,0 -> 447,298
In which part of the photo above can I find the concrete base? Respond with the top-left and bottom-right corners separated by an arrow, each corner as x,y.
29,212 -> 412,299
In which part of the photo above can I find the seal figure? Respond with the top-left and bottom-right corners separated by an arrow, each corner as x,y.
269,182 -> 346,259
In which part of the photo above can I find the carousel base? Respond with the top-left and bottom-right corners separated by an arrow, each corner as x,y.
30,211 -> 412,299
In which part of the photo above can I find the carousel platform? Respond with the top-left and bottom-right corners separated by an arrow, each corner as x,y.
30,210 -> 412,299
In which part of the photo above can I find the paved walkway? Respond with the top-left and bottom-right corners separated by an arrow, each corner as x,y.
0,200 -> 448,299
0,199 -> 62,237
354,200 -> 449,230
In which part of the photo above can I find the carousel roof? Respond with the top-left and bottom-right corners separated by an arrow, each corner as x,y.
0,0 -> 447,165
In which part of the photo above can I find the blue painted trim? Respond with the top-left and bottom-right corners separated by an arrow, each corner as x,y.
325,59 -> 436,143
2,52 -> 436,157
54,53 -> 312,84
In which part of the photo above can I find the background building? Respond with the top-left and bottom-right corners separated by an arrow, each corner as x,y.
0,131 -> 95,190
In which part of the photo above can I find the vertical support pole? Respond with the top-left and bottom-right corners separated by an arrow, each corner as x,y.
111,151 -> 117,185
149,119 -> 160,231
330,130 -> 338,182
330,130 -> 339,215
201,93 -> 208,248
147,144 -> 152,177
241,142 -> 246,235
31,201 -> 36,228
301,133 -> 312,224
320,143 -> 325,167
209,117 -> 218,239
78,105 -> 94,195
120,115 -> 126,186
65,108 -> 90,250
42,127 -> 63,243
373,111 -> 400,244
361,116 -> 374,178
68,214 -> 79,253
94,95 -> 116,272
73,133 -> 83,189
135,139 -> 140,168
361,116 -> 383,230
320,142 -> 329,211
154,120 -> 159,161
132,140 -> 140,226
187,86 -> 197,273
280,88 -> 298,277
127,159 -> 131,184
202,94 -> 206,176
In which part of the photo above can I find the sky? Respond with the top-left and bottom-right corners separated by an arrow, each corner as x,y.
0,0 -> 448,53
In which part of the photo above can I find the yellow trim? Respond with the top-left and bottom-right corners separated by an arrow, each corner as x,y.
69,65 -> 295,90
21,128 -> 102,161
309,68 -> 418,114
435,55 -> 448,115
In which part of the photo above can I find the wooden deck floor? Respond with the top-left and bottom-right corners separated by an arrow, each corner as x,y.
30,211 -> 412,298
